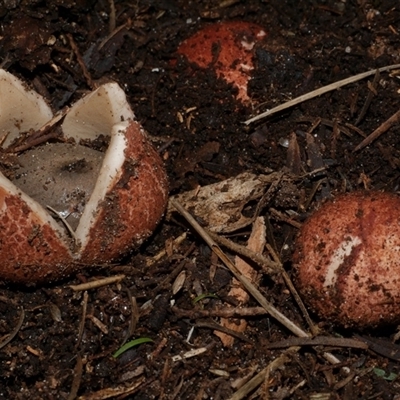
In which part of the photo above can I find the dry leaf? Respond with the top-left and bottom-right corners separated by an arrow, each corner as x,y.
215,217 -> 266,346
168,172 -> 278,233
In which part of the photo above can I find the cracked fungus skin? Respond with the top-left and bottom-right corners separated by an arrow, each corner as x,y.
79,121 -> 168,264
293,191 -> 400,328
0,187 -> 73,282
0,121 -> 168,284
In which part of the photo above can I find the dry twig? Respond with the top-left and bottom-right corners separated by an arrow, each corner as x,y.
228,347 -> 298,400
75,291 -> 88,350
355,69 -> 380,125
353,107 -> 400,152
69,275 -> 125,291
67,353 -> 83,400
265,336 -> 368,350
0,307 -> 24,350
67,33 -> 94,89
172,306 -> 268,319
245,63 -> 400,125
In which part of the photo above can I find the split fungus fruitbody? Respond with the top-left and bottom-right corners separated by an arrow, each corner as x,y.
294,191 -> 400,328
177,21 -> 266,103
0,69 -> 168,284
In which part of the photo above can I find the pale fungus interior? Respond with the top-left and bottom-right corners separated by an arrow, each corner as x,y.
12,142 -> 104,231
0,70 -> 53,148
0,71 -> 136,252
74,121 -> 130,250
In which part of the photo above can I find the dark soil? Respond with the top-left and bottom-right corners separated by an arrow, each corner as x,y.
1,0 -> 400,399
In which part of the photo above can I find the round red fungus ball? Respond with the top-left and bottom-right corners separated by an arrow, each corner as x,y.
293,191 -> 400,328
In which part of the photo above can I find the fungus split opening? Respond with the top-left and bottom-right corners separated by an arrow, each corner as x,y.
0,74 -> 134,248
11,142 -> 104,232
0,69 -> 168,283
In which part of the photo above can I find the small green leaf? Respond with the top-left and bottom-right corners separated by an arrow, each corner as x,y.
113,337 -> 154,358
373,368 -> 398,381
192,293 -> 218,304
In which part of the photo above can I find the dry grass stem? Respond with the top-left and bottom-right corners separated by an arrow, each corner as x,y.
265,243 -> 318,336
228,347 -> 298,400
0,307 -> 24,350
67,353 -> 83,400
75,291 -> 88,350
77,376 -> 146,399
208,228 -> 317,335
245,63 -> 400,125
69,275 -> 126,291
172,306 -> 268,318
146,232 -> 187,266
171,347 -> 208,362
265,336 -> 368,350
353,107 -> 400,151
206,230 -> 280,275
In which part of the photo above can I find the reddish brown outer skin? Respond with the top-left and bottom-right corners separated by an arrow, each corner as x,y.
79,121 -> 168,264
0,121 -> 168,284
294,191 -> 400,328
0,187 -> 74,283
177,21 -> 266,102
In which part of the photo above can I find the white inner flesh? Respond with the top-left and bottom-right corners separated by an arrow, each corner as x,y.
0,172 -> 71,252
323,235 -> 362,287
62,83 -> 134,142
0,70 -> 53,148
0,74 -> 136,253
74,121 -> 130,249
60,83 -> 135,249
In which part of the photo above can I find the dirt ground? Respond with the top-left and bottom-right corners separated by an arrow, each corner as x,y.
1,0 -> 400,398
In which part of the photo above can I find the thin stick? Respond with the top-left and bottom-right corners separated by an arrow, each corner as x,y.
353,107 -> 400,152
171,199 -> 309,338
265,336 -> 368,350
244,63 -> 400,125
354,69 -> 380,126
7,107 -> 69,153
269,208 -> 302,229
228,347 -> 297,400
67,33 -> 94,89
69,275 -> 126,291
75,291 -> 88,350
0,308 -> 24,350
99,21 -> 130,51
46,205 -> 77,242
206,230 -> 280,275
67,353 -> 83,400
172,305 -> 268,318
108,0 -> 116,33
196,321 -> 253,343
265,243 -> 319,336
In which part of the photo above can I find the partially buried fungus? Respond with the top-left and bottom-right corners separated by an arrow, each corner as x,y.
177,21 -> 266,103
0,69 -> 168,284
293,191 -> 400,328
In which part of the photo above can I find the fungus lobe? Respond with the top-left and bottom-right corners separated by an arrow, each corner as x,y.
177,21 -> 267,103
293,191 -> 400,328
0,70 -> 168,284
